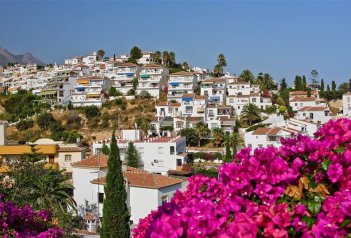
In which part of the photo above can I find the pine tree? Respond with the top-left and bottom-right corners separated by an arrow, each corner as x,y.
125,142 -> 140,168
320,79 -> 325,91
332,80 -> 337,91
101,132 -> 130,238
280,78 -> 288,91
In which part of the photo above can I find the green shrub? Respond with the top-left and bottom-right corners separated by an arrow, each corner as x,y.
84,105 -> 100,119
37,112 -> 57,130
16,119 -> 34,131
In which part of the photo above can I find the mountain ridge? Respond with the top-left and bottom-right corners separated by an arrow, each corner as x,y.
0,47 -> 45,66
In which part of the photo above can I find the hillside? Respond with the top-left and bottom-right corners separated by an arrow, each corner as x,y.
0,47 -> 45,66
4,97 -> 156,145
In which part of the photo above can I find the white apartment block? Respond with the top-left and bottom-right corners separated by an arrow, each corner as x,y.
206,104 -> 233,121
72,158 -> 183,225
92,131 -> 188,174
173,116 -> 204,134
295,106 -> 333,124
200,78 -> 226,104
245,127 -> 298,151
105,63 -> 140,95
343,93 -> 351,116
82,52 -> 98,65
227,81 -> 251,96
155,101 -> 181,118
137,64 -> 169,98
249,93 -> 272,110
168,71 -> 198,102
179,94 -> 207,119
137,51 -> 156,65
71,76 -> 110,107
290,97 -> 327,112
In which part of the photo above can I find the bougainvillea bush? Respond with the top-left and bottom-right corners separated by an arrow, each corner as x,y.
133,118 -> 351,237
0,197 -> 62,237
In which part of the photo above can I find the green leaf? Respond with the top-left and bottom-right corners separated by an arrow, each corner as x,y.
341,219 -> 351,227
335,147 -> 345,154
313,195 -> 323,203
302,216 -> 316,228
322,160 -> 332,171
307,200 -> 321,215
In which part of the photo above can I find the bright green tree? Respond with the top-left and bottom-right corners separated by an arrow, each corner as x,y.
125,142 -> 140,168
101,132 -> 130,238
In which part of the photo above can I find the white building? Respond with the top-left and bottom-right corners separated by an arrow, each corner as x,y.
200,78 -> 226,104
179,94 -> 207,119
245,127 -> 299,151
137,51 -> 155,65
155,101 -> 181,118
289,97 -> 326,112
106,63 -> 140,95
71,76 -> 110,107
168,71 -> 198,102
137,64 -> 169,98
93,131 -> 188,174
343,92 -> 351,116
72,156 -> 184,225
295,106 -> 333,124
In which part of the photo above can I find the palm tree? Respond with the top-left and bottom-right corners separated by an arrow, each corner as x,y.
182,62 -> 190,71
212,128 -> 225,147
240,103 -> 261,126
239,70 -> 255,84
213,64 -> 222,77
195,122 -> 210,146
162,51 -> 169,67
30,168 -> 76,213
230,132 -> 244,159
154,51 -> 162,64
169,52 -> 176,67
97,49 -> 105,60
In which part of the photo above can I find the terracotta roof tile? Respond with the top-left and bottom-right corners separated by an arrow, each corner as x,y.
71,154 -> 108,168
91,170 -> 183,189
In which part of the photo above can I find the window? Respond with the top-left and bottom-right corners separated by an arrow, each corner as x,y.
170,146 -> 175,155
300,103 -> 303,107
295,103 -> 298,106
161,195 -> 168,205
158,147 -> 164,154
324,111 -> 329,116
303,113 -> 306,116
98,193 -> 104,204
65,154 -> 72,162
348,97 -> 350,103
252,98 -> 257,103
176,159 -> 182,166
229,99 -> 234,103
309,113 -> 314,119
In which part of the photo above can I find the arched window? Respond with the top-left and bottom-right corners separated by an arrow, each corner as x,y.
170,146 -> 175,155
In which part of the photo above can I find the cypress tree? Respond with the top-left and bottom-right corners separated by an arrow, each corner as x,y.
332,80 -> 337,91
320,79 -> 325,91
294,76 -> 302,91
125,142 -> 140,168
302,75 -> 307,90
101,132 -> 130,238
327,85 -> 331,92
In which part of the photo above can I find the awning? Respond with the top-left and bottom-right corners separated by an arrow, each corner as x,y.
77,79 -> 89,84
125,73 -> 135,77
170,82 -> 179,86
40,90 -> 57,96
140,74 -> 150,79
210,96 -> 220,100
182,97 -> 193,102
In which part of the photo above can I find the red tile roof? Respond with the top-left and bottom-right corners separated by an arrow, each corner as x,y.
298,106 -> 329,111
91,170 -> 183,189
71,154 -> 108,168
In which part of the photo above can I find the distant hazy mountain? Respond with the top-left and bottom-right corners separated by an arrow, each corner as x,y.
0,47 -> 45,66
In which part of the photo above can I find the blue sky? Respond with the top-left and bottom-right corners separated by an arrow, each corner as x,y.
1,0 -> 351,86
